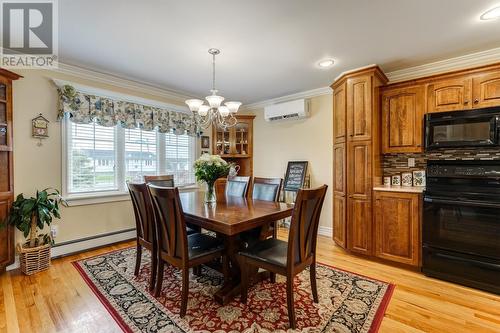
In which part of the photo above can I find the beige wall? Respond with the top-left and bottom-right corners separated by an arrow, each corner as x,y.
11,69 -> 189,244
249,94 -> 333,230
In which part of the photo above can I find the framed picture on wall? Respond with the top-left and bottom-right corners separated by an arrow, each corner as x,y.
201,136 -> 210,149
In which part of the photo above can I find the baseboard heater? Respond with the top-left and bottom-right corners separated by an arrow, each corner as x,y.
7,228 -> 136,271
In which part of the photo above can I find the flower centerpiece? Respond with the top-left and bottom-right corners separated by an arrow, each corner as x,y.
194,154 -> 230,203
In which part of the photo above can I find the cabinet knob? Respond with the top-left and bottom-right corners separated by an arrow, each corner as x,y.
474,99 -> 479,104
464,100 -> 469,105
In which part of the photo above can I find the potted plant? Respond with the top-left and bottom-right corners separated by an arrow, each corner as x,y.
3,188 -> 64,275
194,154 -> 230,203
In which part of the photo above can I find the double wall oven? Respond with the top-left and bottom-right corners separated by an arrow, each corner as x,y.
422,160 -> 500,294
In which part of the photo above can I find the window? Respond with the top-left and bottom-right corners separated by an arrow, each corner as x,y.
63,118 -> 196,200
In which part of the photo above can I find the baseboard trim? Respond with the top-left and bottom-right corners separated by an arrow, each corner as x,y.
318,226 -> 333,237
6,228 -> 136,271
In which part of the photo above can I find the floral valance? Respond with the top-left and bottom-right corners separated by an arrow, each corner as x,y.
57,85 -> 201,136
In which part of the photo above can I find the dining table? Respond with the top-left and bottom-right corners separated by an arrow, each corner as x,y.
179,190 -> 294,305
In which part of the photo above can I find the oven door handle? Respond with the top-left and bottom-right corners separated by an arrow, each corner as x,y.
434,253 -> 500,271
424,197 -> 500,208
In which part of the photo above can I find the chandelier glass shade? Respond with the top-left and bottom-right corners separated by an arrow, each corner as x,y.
185,49 -> 242,130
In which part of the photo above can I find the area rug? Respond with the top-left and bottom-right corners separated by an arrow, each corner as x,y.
73,247 -> 394,333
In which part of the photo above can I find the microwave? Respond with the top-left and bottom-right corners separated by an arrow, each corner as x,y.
425,107 -> 500,150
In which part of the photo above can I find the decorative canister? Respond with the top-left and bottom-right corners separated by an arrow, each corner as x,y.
391,175 -> 401,186
413,170 -> 426,187
401,172 -> 413,187
383,176 -> 391,186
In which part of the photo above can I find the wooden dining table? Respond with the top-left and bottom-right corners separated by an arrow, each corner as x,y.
179,190 -> 294,305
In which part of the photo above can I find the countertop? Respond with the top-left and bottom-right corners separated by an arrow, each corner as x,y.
373,185 -> 425,193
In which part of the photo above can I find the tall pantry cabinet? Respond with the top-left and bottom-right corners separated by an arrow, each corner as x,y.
331,66 -> 387,255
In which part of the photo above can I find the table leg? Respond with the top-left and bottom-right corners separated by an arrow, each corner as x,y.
213,234 -> 272,305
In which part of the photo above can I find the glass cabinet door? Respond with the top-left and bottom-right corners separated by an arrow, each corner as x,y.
234,122 -> 249,155
215,124 -> 231,155
0,83 -> 7,147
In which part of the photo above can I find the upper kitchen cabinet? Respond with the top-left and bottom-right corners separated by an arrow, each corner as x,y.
382,85 -> 425,153
427,77 -> 472,113
472,70 -> 500,108
347,75 -> 373,141
333,82 -> 347,144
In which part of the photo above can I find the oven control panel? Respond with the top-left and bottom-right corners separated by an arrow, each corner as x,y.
427,164 -> 500,178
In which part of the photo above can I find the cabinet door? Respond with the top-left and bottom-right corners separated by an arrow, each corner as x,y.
347,140 -> 371,199
374,191 -> 420,266
427,78 -> 472,113
347,75 -> 372,141
333,194 -> 346,248
333,143 -> 346,194
333,83 -> 347,143
472,71 -> 500,108
0,77 -> 11,149
0,194 -> 14,269
348,198 -> 372,255
382,86 -> 425,153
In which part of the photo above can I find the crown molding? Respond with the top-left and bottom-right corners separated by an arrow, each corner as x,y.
52,62 -> 196,104
386,47 -> 500,83
242,86 -> 332,111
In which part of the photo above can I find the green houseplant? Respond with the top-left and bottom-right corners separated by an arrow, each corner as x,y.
2,188 -> 64,274
194,154 -> 230,203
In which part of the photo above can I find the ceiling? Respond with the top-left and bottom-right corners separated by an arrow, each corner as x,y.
59,0 -> 500,104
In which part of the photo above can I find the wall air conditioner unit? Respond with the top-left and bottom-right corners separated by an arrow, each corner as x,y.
264,99 -> 310,122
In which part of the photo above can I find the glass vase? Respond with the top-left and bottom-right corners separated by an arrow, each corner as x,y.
204,181 -> 216,203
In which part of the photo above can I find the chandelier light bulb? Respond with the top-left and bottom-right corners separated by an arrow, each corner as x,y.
206,94 -> 224,108
198,105 -> 210,116
218,106 -> 230,117
185,99 -> 204,112
225,101 -> 242,113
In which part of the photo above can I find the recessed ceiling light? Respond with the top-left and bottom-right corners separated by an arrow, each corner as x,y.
480,6 -> 500,20
318,59 -> 335,68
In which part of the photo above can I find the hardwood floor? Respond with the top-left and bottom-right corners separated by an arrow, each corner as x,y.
0,230 -> 499,333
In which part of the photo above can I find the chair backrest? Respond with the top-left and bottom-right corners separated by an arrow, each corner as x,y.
127,182 -> 156,245
226,176 -> 251,197
287,185 -> 328,267
252,177 -> 283,202
214,177 -> 228,201
147,185 -> 187,262
144,174 -> 175,187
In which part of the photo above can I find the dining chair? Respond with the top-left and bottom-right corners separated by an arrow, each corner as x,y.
226,176 -> 251,197
239,185 -> 328,329
145,174 -> 199,235
144,174 -> 175,187
251,177 -> 283,238
127,182 -> 157,291
147,185 -> 229,317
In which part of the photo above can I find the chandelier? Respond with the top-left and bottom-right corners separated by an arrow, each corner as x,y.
185,48 -> 241,130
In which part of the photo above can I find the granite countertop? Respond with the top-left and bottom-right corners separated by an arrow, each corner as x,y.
373,185 -> 425,193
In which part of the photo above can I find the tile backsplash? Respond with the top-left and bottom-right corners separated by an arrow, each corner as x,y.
382,149 -> 500,176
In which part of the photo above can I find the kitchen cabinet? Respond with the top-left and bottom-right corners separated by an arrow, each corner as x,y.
347,75 -> 372,141
331,66 -> 387,251
427,77 -> 472,113
333,83 -> 346,144
381,85 -> 425,153
472,70 -> 500,108
374,191 -> 421,267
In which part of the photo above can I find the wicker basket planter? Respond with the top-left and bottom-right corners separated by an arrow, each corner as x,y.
17,242 -> 51,275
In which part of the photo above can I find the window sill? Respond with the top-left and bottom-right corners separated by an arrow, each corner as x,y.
63,184 -> 200,207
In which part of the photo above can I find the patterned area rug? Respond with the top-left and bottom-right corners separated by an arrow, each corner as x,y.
73,247 -> 394,333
